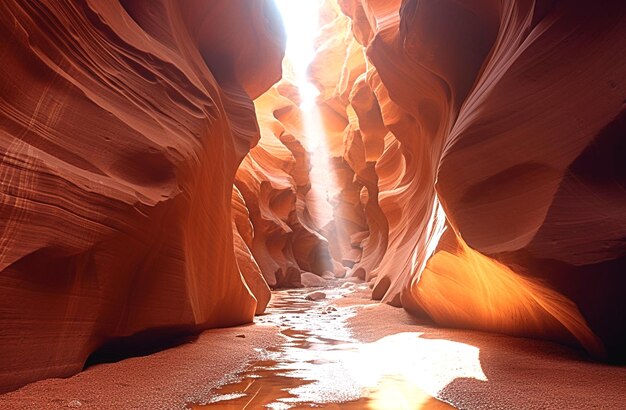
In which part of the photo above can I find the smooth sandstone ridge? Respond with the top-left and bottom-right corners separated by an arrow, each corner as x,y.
0,0 -> 284,392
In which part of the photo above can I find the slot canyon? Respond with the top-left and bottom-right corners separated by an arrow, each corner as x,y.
0,0 -> 625,408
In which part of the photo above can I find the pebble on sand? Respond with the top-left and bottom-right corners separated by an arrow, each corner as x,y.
305,291 -> 326,301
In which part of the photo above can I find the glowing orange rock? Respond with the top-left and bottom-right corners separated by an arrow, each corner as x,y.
344,75 -> 388,280
235,81 -> 341,287
232,187 -> 271,315
335,0 -> 626,361
405,232 -> 605,358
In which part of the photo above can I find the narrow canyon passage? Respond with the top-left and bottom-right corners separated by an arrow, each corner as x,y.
1,0 -> 625,409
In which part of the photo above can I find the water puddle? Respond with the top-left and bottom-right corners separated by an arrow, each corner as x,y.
190,287 -> 455,409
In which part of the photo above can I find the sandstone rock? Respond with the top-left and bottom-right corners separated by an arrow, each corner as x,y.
0,0 -> 284,392
334,0 -> 626,362
321,306 -> 338,314
300,272 -> 328,287
305,291 -> 327,301
2,1 -> 625,401
232,187 -> 272,315
321,271 -> 335,280
235,84 -> 339,288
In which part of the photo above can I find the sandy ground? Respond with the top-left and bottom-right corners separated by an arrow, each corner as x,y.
2,285 -> 625,409
0,324 -> 282,410
338,287 -> 626,410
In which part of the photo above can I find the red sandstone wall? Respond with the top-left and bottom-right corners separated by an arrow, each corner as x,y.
333,0 -> 626,362
0,0 -> 284,392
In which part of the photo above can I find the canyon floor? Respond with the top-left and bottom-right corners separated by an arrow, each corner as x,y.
2,283 -> 625,410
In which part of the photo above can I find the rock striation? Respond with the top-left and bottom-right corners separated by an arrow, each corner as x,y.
234,83 -> 340,288
0,0 -> 284,392
329,0 -> 626,361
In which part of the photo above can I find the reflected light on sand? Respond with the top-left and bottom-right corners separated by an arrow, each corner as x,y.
368,376 -> 456,410
339,331 -> 486,407
195,289 -> 484,409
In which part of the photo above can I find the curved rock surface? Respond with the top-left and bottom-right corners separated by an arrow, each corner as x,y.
232,186 -> 271,315
234,2 -> 372,288
307,0 -> 370,270
0,0 -> 284,392
235,79 -> 348,288
331,0 -> 626,361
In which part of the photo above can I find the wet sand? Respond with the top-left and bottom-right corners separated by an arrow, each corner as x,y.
1,283 -> 625,409
194,286 -> 452,409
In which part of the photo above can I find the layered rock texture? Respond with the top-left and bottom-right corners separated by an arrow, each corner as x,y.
324,0 -> 626,362
0,0 -> 284,392
235,83 -> 339,288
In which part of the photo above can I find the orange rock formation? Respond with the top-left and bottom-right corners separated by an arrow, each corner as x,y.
0,0 -> 284,392
329,0 -> 626,362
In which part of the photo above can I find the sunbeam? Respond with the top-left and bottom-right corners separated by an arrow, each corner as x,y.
275,0 -> 341,245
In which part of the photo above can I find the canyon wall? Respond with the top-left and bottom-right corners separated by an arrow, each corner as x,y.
0,0 -> 284,392
234,82 -> 342,288
327,0 -> 626,362
227,0 -> 626,362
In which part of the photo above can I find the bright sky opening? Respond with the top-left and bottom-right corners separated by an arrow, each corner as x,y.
274,0 -> 322,107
